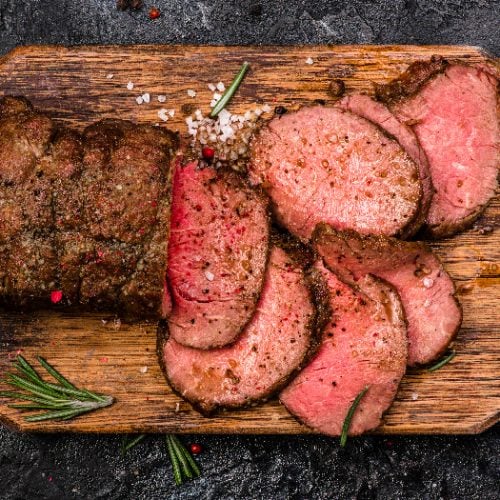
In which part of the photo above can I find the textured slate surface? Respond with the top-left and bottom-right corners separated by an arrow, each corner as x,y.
0,1 -> 499,499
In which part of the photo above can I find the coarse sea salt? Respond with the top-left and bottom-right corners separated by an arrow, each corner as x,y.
127,81 -> 134,90
216,81 -> 226,92
423,277 -> 434,288
306,57 -> 314,65
208,83 -> 216,91
204,270 -> 215,281
187,89 -> 197,97
106,73 -> 114,79
135,96 -> 143,105
158,108 -> 169,122
157,95 -> 167,103
142,93 -> 151,104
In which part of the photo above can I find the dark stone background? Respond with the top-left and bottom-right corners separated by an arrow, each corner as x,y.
0,1 -> 499,498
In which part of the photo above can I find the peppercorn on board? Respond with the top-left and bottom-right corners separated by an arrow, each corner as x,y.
0,44 -> 498,434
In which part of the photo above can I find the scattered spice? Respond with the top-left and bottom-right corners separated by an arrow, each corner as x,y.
50,290 -> 63,304
201,146 -> 215,161
149,7 -> 161,19
305,57 -> 314,65
274,105 -> 287,116
340,386 -> 369,447
427,350 -> 456,372
328,79 -> 346,98
189,443 -> 202,455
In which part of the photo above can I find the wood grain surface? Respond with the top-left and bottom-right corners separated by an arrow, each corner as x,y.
0,45 -> 498,434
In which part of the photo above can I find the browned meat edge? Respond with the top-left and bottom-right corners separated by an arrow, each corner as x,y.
157,234 -> 329,416
375,57 -> 499,238
311,224 -> 463,362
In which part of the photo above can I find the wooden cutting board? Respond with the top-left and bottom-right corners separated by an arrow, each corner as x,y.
0,45 -> 498,435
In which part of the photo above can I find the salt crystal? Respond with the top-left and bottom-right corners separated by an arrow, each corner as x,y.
262,104 -> 271,113
208,83 -> 216,91
187,89 -> 197,97
205,270 -> 215,281
254,108 -> 263,117
306,57 -> 314,65
423,277 -> 434,288
158,108 -> 169,122
116,184 -> 123,191
411,392 -> 419,401
167,109 -> 175,117
127,81 -> 135,90
101,319 -> 108,325
194,109 -> 203,120
210,100 -> 217,108
106,73 -> 114,79
175,402 -> 180,413
113,318 -> 122,330
135,96 -> 143,105
213,92 -> 222,101
140,366 -> 148,374
216,81 -> 225,92
141,93 -> 151,104
157,95 -> 167,103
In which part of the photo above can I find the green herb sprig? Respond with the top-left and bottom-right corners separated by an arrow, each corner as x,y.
340,386 -> 369,447
0,355 -> 114,422
209,62 -> 250,118
166,435 -> 201,485
427,350 -> 456,372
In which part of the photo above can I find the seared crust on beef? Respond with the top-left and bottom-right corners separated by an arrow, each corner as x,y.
312,222 -> 462,365
376,59 -> 499,238
374,56 -> 447,104
158,243 -> 324,415
0,97 -> 179,316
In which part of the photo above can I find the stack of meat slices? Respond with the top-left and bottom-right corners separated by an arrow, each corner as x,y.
160,57 -> 497,438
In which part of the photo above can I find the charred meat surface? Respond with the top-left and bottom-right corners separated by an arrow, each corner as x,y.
167,161 -> 270,349
376,59 -> 499,237
280,261 -> 407,437
337,93 -> 433,237
160,245 -> 319,414
0,97 -> 179,317
313,223 -> 462,366
249,106 -> 422,241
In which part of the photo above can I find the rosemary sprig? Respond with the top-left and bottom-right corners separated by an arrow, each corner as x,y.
340,386 -> 370,447
121,434 -> 147,455
0,355 -> 114,422
166,435 -> 201,485
209,62 -> 250,118
427,350 -> 456,372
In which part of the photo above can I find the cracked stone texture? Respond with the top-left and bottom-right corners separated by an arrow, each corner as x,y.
0,0 -> 499,498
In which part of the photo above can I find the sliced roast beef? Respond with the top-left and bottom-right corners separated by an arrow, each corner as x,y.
160,244 -> 320,414
280,261 -> 407,437
249,106 -> 422,241
337,93 -> 433,235
376,58 -> 499,237
313,223 -> 462,366
0,97 -> 179,317
167,161 -> 270,349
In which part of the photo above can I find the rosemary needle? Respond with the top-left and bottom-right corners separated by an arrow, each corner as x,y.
121,434 -> 147,455
427,350 -> 456,372
166,435 -> 183,486
340,386 -> 370,447
0,355 -> 114,422
209,62 -> 250,118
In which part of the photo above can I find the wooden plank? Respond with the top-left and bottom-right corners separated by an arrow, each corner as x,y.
0,45 -> 498,434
